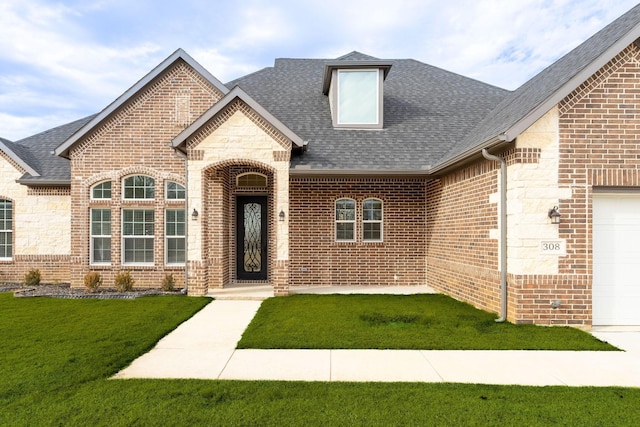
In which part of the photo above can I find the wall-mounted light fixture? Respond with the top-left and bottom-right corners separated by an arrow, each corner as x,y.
192,208 -> 199,221
279,210 -> 285,222
548,206 -> 561,225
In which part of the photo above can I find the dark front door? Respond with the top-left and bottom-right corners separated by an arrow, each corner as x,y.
236,196 -> 268,280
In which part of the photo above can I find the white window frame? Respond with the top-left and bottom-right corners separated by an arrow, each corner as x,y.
90,208 -> 111,265
122,175 -> 155,200
165,209 -> 186,266
91,180 -> 112,200
0,200 -> 12,260
165,181 -> 186,200
362,198 -> 383,242
336,69 -> 381,127
122,209 -> 155,265
335,198 -> 356,242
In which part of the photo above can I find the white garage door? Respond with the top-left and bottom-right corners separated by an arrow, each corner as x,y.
593,194 -> 640,326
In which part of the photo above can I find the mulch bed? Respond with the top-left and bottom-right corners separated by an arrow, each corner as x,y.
0,283 -> 185,299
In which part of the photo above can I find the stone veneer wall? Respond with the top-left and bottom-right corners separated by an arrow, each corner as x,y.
289,177 -> 426,287
0,154 -> 71,283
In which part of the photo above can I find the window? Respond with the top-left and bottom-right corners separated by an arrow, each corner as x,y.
123,175 -> 154,200
122,209 -> 154,264
0,200 -> 12,259
237,173 -> 267,188
90,209 -> 111,263
166,181 -> 185,200
335,199 -> 356,241
337,70 -> 379,125
166,209 -> 185,265
91,181 -> 112,200
363,199 -> 383,241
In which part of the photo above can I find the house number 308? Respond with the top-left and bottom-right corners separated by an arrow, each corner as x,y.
542,242 -> 560,251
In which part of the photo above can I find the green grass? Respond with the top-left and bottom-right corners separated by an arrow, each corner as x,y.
238,294 -> 617,350
2,292 -> 639,426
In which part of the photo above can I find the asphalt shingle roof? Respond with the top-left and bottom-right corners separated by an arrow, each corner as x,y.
228,55 -> 508,171
12,115 -> 95,182
6,4 -> 640,182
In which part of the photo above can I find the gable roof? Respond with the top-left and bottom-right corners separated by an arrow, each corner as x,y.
436,3 -> 640,172
171,86 -> 306,151
54,49 -> 229,159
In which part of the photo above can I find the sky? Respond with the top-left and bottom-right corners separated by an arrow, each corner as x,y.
0,0 -> 638,141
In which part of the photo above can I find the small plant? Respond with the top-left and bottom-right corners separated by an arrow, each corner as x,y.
84,272 -> 102,293
162,273 -> 175,292
114,270 -> 135,292
23,269 -> 41,286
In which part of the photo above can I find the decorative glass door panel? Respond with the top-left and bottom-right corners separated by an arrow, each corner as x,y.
236,196 -> 268,280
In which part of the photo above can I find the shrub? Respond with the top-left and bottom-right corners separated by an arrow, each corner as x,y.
162,274 -> 175,292
83,272 -> 102,293
23,269 -> 41,286
114,270 -> 135,292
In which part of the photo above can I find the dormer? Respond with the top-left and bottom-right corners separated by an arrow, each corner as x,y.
322,59 -> 392,129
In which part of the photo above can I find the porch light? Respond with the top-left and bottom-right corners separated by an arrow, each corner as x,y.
279,210 -> 285,221
192,208 -> 199,220
548,206 -> 561,225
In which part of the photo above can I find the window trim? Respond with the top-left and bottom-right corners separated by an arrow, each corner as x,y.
165,181 -> 186,201
90,208 -> 111,265
335,198 -> 356,242
122,175 -> 155,201
90,180 -> 112,200
165,209 -> 186,266
362,198 -> 383,242
0,199 -> 12,260
121,208 -> 155,265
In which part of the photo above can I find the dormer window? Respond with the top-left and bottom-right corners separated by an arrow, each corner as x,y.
337,70 -> 379,125
323,60 -> 392,130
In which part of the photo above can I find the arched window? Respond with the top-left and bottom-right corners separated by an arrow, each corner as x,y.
363,198 -> 383,241
91,180 -> 112,200
0,199 -> 12,259
335,198 -> 356,241
236,173 -> 267,188
166,181 -> 185,200
123,175 -> 155,200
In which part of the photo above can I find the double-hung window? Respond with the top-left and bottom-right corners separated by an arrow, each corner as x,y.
122,210 -> 154,264
363,198 -> 383,241
165,209 -> 185,265
90,209 -> 111,263
335,199 -> 356,241
0,200 -> 12,259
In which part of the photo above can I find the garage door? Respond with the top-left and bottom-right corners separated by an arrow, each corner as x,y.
593,194 -> 640,326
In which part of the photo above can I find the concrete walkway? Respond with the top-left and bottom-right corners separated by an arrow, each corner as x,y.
115,288 -> 640,386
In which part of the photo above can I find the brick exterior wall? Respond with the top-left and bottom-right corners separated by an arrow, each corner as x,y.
67,59 -> 223,289
289,177 -> 426,287
426,160 -> 503,315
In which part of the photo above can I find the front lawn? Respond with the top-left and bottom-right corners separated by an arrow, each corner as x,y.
2,292 -> 639,426
238,294 -> 616,350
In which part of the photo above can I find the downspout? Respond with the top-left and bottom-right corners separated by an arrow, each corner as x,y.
173,149 -> 189,295
482,149 -> 507,322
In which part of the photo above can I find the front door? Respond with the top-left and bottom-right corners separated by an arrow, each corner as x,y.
236,196 -> 268,280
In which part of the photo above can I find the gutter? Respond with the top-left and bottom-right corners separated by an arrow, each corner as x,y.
15,179 -> 71,187
482,149 -> 507,323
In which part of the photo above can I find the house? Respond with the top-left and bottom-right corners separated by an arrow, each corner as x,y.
3,5 -> 640,328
